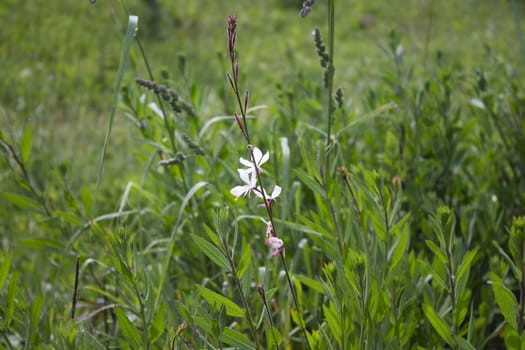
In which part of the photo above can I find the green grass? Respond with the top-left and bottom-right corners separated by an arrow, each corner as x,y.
1,0 -> 525,348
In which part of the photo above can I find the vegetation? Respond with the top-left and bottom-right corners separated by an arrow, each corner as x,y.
1,0 -> 525,348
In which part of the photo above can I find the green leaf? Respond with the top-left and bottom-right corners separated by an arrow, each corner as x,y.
296,274 -> 325,294
504,327 -> 520,350
422,303 -> 454,346
293,169 -> 326,199
419,259 -> 447,290
291,304 -> 305,328
6,271 -> 18,327
54,210 -> 83,226
388,223 -> 409,272
454,290 -> 471,329
0,249 -> 10,291
111,250 -> 135,285
455,336 -> 477,350
81,185 -> 94,217
0,192 -> 41,211
196,284 -> 244,317
19,238 -> 64,250
222,328 -> 256,349
425,240 -> 448,265
21,124 -> 33,165
236,239 -> 251,280
20,123 -> 33,168
456,248 -> 478,285
115,308 -> 141,346
203,223 -> 221,246
92,15 -> 138,214
191,234 -> 230,271
489,272 -> 518,330
149,304 -> 166,344
493,241 -> 520,281
28,292 -> 44,345
323,302 -> 342,346
304,98 -> 323,111
268,326 -> 282,348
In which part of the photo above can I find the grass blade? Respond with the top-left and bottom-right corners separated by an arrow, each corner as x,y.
91,15 -> 138,216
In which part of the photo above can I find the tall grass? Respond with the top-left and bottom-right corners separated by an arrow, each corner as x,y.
1,1 -> 525,349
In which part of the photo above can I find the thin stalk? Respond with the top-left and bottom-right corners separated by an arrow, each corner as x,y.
134,283 -> 151,350
379,185 -> 392,284
220,235 -> 262,349
135,35 -> 177,153
279,254 -> 312,350
226,15 -> 311,349
135,35 -> 193,194
518,266 -> 525,333
71,254 -> 80,320
325,0 -> 335,148
257,284 -> 281,349
444,239 -> 458,338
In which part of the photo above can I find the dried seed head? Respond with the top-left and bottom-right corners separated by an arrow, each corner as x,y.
300,0 -> 316,17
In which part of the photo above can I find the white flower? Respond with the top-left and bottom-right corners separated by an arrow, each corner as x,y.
266,236 -> 284,257
261,218 -> 274,236
231,169 -> 256,198
240,147 -> 269,174
255,185 -> 282,201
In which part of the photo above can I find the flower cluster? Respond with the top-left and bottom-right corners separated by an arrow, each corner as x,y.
230,147 -> 283,257
226,15 -> 284,258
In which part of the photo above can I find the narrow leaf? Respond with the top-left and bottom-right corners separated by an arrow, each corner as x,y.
0,249 -> 10,291
28,292 -> 44,345
1,192 -> 41,211
425,240 -> 448,265
456,248 -> 478,284
388,224 -> 409,272
191,234 -> 230,271
6,271 -> 18,327
149,305 -> 166,344
236,239 -> 251,279
293,169 -> 326,199
423,303 -> 454,346
323,302 -> 342,345
455,336 -> 477,350
92,15 -> 138,214
115,308 -> 141,346
296,274 -> 325,294
489,273 -> 518,330
21,124 -> 33,165
196,284 -> 244,318
222,328 -> 256,349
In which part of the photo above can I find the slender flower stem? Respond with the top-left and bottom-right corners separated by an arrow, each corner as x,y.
220,234 -> 262,349
279,253 -> 312,350
226,15 -> 312,349
257,284 -> 281,349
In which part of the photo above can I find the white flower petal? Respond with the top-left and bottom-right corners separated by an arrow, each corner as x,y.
266,236 -> 283,249
254,186 -> 266,199
238,168 -> 250,184
239,157 -> 253,169
270,185 -> 281,199
252,147 -> 262,163
231,185 -> 248,198
260,151 -> 269,165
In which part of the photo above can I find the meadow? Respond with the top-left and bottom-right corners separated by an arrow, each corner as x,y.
1,0 -> 525,348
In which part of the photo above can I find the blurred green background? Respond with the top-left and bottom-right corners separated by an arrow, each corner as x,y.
1,0 -> 522,184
